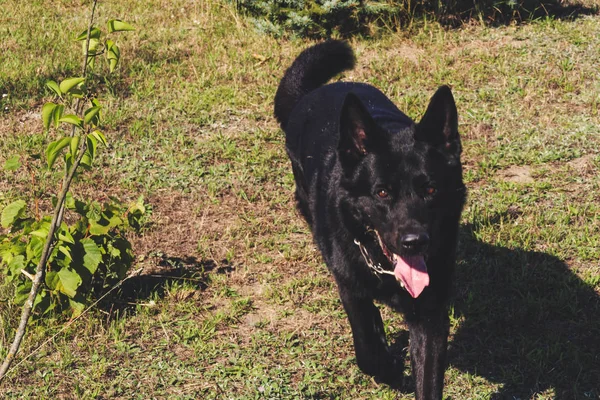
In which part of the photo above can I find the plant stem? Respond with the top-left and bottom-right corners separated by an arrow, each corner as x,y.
82,0 -> 98,78
71,0 -> 98,138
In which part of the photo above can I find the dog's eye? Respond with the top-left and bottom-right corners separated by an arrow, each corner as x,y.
376,189 -> 389,199
424,185 -> 437,196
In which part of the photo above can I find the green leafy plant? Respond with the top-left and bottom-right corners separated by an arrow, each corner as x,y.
0,16 -> 137,315
0,0 -> 138,381
0,195 -> 146,316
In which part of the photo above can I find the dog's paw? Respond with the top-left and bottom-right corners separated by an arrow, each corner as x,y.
377,359 -> 404,388
360,356 -> 404,388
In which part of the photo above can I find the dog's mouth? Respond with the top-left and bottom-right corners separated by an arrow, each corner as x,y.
373,230 -> 430,299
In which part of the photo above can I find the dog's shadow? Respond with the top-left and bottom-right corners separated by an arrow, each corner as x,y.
446,221 -> 600,399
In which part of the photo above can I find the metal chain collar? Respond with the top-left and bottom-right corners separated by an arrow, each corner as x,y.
353,238 -> 395,278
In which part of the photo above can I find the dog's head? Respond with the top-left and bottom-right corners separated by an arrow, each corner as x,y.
337,86 -> 466,298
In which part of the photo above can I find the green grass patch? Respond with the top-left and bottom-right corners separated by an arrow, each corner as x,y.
1,0 -> 599,398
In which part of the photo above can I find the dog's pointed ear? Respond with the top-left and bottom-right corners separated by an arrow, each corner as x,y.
338,92 -> 379,161
416,86 -> 461,160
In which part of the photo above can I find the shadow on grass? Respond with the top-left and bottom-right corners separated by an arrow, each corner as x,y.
424,0 -> 598,28
450,220 -> 600,399
98,255 -> 233,316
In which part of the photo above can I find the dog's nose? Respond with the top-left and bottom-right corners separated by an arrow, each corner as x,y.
400,233 -> 429,251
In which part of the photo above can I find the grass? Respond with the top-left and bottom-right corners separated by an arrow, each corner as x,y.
1,0 -> 600,398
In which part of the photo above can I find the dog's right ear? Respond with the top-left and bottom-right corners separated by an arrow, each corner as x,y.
338,93 -> 379,163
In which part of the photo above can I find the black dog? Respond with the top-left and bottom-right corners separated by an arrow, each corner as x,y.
274,40 -> 466,399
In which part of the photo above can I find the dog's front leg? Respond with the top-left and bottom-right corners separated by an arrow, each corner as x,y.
408,310 -> 449,400
338,287 -> 403,384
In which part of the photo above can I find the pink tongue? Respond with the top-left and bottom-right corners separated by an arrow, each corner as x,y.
393,254 -> 429,298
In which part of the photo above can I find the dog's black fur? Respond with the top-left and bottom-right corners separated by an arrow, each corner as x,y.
274,40 -> 466,399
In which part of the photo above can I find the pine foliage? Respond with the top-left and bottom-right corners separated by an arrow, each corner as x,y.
231,0 -> 589,38
232,0 -> 402,38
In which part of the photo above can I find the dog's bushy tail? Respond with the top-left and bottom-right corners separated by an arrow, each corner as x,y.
274,40 -> 355,128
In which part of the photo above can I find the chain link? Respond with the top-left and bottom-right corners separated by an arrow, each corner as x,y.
353,238 -> 395,278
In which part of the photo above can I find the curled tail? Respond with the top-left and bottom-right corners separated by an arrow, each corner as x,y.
274,40 -> 355,128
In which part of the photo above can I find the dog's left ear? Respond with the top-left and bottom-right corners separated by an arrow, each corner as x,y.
416,86 -> 461,161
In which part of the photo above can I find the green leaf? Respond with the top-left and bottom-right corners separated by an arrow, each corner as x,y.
86,202 -> 102,222
88,133 -> 98,156
42,102 -> 58,130
106,212 -> 123,229
128,196 -> 146,220
106,40 -> 120,72
81,135 -> 98,168
42,296 -> 57,315
81,238 -> 102,274
46,80 -> 61,96
1,200 -> 27,228
14,280 -> 32,306
64,192 -> 87,216
69,299 -> 85,316
64,192 -> 75,209
69,135 -> 80,158
46,137 -> 72,169
70,87 -> 85,99
65,135 -> 80,172
56,267 -> 82,298
7,255 -> 25,277
108,243 -> 122,258
58,114 -> 84,129
4,155 -> 21,171
58,244 -> 72,258
30,226 -> 49,239
86,52 -> 96,69
88,220 -> 110,235
76,27 -> 101,41
58,223 -> 75,244
33,290 -> 50,314
0,247 -> 13,266
90,130 -> 107,147
107,19 -> 135,33
26,235 -> 45,262
45,270 -> 59,290
87,37 -> 100,53
53,104 -> 65,128
108,58 -> 118,73
83,37 -> 100,66
28,218 -> 51,241
59,77 -> 85,94
84,105 -> 101,125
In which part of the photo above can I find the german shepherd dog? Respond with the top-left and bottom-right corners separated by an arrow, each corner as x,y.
274,40 -> 466,399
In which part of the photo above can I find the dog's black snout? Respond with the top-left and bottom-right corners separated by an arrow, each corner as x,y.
400,233 -> 430,251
